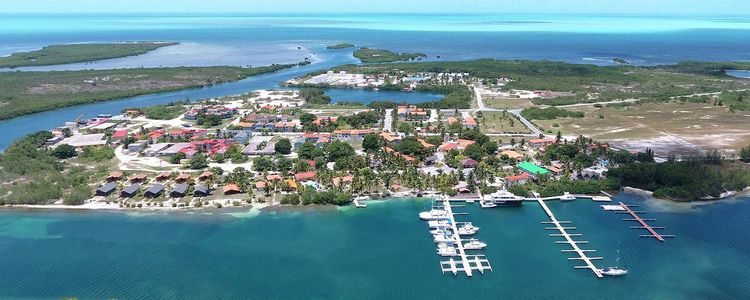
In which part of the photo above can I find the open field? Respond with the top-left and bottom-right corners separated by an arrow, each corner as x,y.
534,102 -> 750,155
0,42 -> 178,68
483,97 -> 536,109
479,111 -> 532,134
0,64 -> 294,120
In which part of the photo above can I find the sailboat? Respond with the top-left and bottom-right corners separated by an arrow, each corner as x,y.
600,246 -> 628,276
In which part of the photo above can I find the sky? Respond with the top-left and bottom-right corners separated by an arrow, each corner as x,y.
4,0 -> 749,14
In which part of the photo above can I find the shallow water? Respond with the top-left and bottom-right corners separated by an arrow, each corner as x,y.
0,193 -> 748,299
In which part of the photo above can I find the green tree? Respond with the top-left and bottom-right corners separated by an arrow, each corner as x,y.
253,157 -> 274,172
299,113 -> 317,126
740,145 -> 750,163
362,133 -> 383,152
464,143 -> 485,161
275,138 -> 292,154
170,152 -> 186,164
50,144 -> 77,159
190,153 -> 209,169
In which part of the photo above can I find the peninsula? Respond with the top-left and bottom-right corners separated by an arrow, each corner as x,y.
0,42 -> 178,68
0,63 -> 297,120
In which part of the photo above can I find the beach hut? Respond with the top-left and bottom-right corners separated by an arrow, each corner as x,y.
194,185 -> 210,197
96,182 -> 117,196
170,183 -> 189,198
145,184 -> 165,198
223,184 -> 241,195
121,184 -> 141,198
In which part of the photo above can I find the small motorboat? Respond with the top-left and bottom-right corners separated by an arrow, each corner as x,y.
600,267 -> 628,276
457,223 -> 479,235
433,234 -> 455,244
430,228 -> 451,235
463,239 -> 487,250
428,220 -> 451,228
436,243 -> 457,257
560,192 -> 576,201
479,200 -> 497,208
419,209 -> 448,220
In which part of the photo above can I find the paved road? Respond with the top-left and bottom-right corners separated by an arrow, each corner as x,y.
473,84 -> 487,110
383,108 -> 394,132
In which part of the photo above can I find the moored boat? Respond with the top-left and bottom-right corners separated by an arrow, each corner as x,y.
483,189 -> 524,207
463,238 -> 487,250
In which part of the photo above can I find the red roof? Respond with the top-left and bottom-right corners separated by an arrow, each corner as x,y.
505,173 -> 531,182
112,129 -> 128,138
295,171 -> 316,182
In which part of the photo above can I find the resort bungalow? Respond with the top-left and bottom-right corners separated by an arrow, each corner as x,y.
130,173 -> 148,183
170,183 -> 189,198
194,185 -> 210,197
255,181 -> 268,192
198,171 -> 214,181
145,184 -> 165,198
462,117 -> 477,129
223,184 -> 241,195
155,172 -> 172,182
96,182 -> 117,196
175,173 -> 191,183
120,184 -> 141,198
107,171 -> 124,182
295,171 -> 316,182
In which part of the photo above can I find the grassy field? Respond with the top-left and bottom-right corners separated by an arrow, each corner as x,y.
483,97 -> 535,109
0,42 -> 178,68
534,102 -> 750,154
478,111 -> 532,134
353,48 -> 426,63
0,64 -> 294,120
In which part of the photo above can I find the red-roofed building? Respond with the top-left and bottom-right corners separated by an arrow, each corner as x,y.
528,138 -> 556,148
295,171 -> 316,182
112,129 -> 129,141
462,117 -> 477,129
504,173 -> 530,186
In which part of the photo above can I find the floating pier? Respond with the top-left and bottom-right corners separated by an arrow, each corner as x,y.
617,202 -> 675,242
430,199 -> 492,277
536,196 -> 603,278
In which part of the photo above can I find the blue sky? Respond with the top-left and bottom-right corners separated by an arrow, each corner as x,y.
5,0 -> 748,14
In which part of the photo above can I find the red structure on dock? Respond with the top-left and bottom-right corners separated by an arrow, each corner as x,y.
618,202 -> 674,242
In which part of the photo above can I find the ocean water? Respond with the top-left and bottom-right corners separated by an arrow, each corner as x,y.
0,194 -> 748,299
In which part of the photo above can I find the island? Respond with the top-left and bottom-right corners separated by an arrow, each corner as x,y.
353,48 -> 427,63
612,57 -> 630,65
0,42 -> 179,68
326,43 -> 356,49
0,63 -> 298,120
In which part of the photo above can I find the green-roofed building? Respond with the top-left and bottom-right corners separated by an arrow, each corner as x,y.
517,161 -> 550,176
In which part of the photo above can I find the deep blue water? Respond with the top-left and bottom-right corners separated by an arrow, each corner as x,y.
0,194 -> 748,299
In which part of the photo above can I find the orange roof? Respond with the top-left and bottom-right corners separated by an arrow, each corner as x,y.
505,173 -> 531,181
418,139 -> 434,148
529,138 -> 555,144
295,171 -> 316,182
457,139 -> 476,148
284,179 -> 298,189
176,173 -> 191,181
198,171 -> 213,179
237,122 -> 254,128
107,171 -> 124,179
255,181 -> 267,189
463,117 -> 477,125
223,184 -> 241,194
266,174 -> 281,181
500,150 -> 524,159
334,129 -> 372,135
447,117 -> 458,124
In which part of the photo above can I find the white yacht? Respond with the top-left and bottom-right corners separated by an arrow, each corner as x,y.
430,228 -> 451,235
484,189 -> 525,207
463,239 -> 487,250
436,243 -> 457,257
428,220 -> 451,228
600,267 -> 628,276
433,234 -> 455,244
479,200 -> 497,208
419,209 -> 448,220
457,223 -> 479,235
560,192 -> 576,201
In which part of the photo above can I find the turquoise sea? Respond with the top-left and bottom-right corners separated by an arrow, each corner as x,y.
1,193 -> 749,299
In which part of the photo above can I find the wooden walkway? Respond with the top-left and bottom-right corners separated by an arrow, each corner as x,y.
618,202 -> 675,242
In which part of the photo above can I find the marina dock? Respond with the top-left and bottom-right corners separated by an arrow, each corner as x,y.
618,202 -> 675,242
536,195 -> 603,278
425,199 -> 492,277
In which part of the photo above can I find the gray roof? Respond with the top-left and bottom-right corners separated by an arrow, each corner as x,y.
122,184 -> 141,195
194,185 -> 209,195
146,184 -> 165,194
97,182 -> 117,193
171,183 -> 189,195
